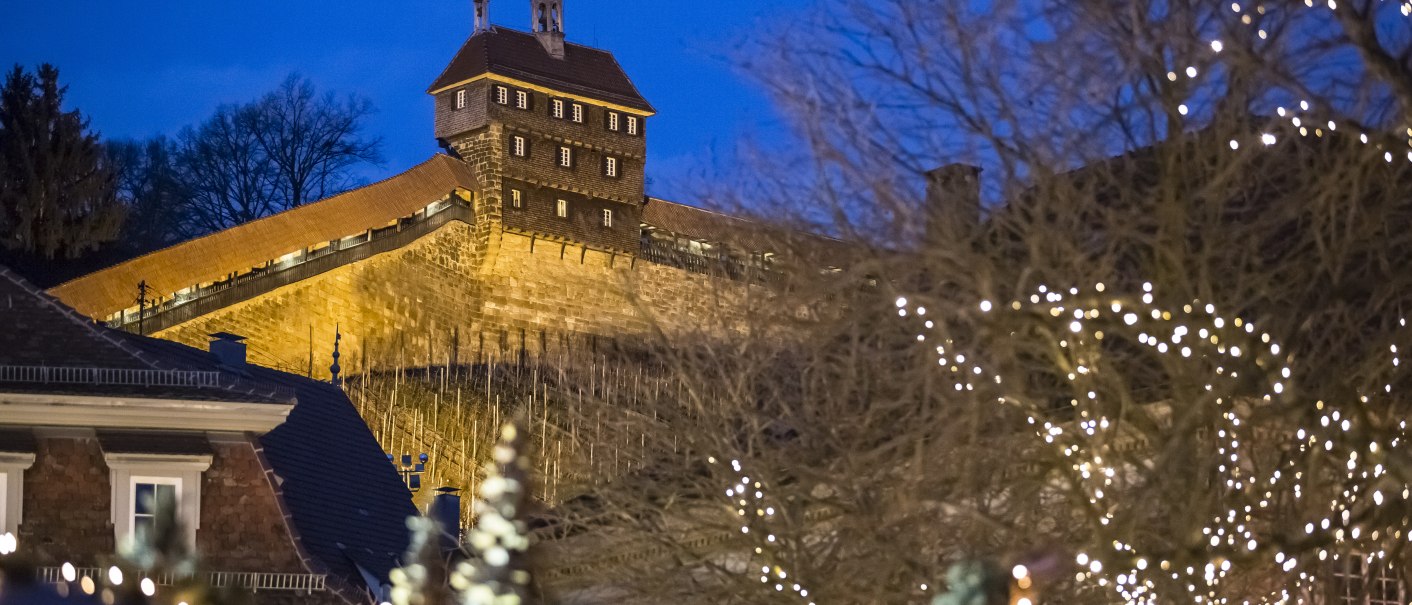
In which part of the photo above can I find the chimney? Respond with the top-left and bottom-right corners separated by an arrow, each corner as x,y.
923,164 -> 982,247
208,332 -> 248,367
430,487 -> 462,551
531,0 -> 565,59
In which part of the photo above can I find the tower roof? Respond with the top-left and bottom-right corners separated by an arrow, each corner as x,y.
427,27 -> 654,113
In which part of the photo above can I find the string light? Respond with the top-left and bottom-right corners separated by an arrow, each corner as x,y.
895,281 -> 1412,605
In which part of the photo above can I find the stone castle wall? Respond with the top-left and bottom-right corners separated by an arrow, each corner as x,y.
153,218 -> 757,377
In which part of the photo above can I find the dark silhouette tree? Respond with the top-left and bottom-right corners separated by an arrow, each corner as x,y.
0,64 -> 123,259
175,74 -> 381,234
107,136 -> 188,253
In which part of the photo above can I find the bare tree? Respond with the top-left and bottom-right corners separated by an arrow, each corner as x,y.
534,1 -> 1412,604
175,75 -> 381,235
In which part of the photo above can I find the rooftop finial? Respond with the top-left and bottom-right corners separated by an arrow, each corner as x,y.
329,325 -> 343,387
473,0 -> 490,33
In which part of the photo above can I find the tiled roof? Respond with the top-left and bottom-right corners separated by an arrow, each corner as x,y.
115,334 -> 417,598
1,266 -> 416,598
50,154 -> 478,320
427,27 -> 654,113
0,266 -> 289,404
642,197 -> 856,264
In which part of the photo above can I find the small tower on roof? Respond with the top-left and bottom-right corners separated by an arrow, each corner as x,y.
531,1 -> 565,58
473,0 -> 490,33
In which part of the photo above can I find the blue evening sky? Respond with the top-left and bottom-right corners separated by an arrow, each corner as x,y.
0,1 -> 811,202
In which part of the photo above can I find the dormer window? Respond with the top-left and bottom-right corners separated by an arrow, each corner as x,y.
557,146 -> 573,167
551,99 -> 565,119
627,116 -> 639,136
604,156 -> 620,178
511,135 -> 527,157
495,86 -> 509,105
455,89 -> 467,110
556,199 -> 568,218
515,90 -> 530,110
606,111 -> 621,132
571,103 -> 584,123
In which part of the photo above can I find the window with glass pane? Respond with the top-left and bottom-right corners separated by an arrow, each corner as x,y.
627,116 -> 638,135
552,99 -> 564,119
133,481 -> 177,541
571,103 -> 583,123
1335,555 -> 1405,605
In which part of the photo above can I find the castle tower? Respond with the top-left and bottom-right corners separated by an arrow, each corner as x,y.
427,1 -> 654,253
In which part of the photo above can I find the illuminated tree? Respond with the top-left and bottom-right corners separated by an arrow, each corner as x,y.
552,1 -> 1412,604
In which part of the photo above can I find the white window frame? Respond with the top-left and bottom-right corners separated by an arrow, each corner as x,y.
455,89 -> 467,109
607,111 -> 620,131
627,116 -> 639,135
510,189 -> 523,208
1335,555 -> 1406,605
106,453 -> 210,549
552,99 -> 564,119
605,156 -> 619,177
515,90 -> 529,109
495,86 -> 509,105
571,103 -> 583,123
558,146 -> 573,167
0,453 -> 35,536
512,136 -> 526,157
601,208 -> 613,227
556,199 -> 568,218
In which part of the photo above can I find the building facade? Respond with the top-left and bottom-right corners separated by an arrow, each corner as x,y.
44,2 -> 813,377
0,266 -> 416,604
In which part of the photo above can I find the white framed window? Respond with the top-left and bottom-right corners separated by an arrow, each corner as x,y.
106,453 -> 210,548
511,136 -> 527,157
495,86 -> 509,105
558,146 -> 573,167
515,90 -> 529,109
131,477 -> 180,543
571,103 -> 584,123
601,209 -> 613,227
607,111 -> 620,131
1335,555 -> 1406,605
605,156 -> 619,178
552,99 -> 564,119
455,89 -> 467,109
0,452 -> 35,536
556,199 -> 568,218
510,189 -> 523,208
627,115 -> 639,135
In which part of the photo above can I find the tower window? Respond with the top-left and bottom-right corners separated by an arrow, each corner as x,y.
510,189 -> 523,209
601,209 -> 613,227
556,199 -> 568,218
455,89 -> 467,109
571,103 -> 584,123
627,116 -> 639,135
558,146 -> 573,167
511,135 -> 527,157
604,156 -> 619,178
515,90 -> 530,110
551,99 -> 565,119
495,86 -> 509,105
607,111 -> 620,131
